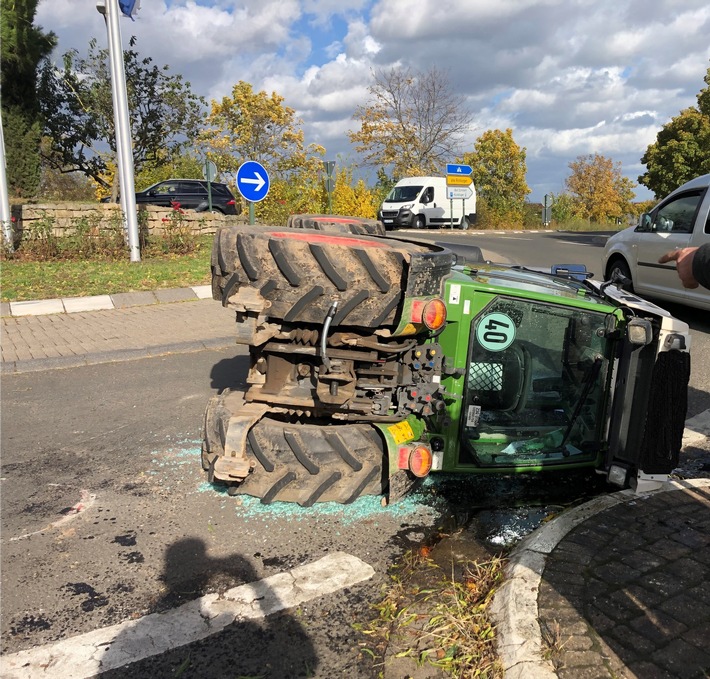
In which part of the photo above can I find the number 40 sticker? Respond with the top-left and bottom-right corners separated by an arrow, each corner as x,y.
476,312 -> 516,351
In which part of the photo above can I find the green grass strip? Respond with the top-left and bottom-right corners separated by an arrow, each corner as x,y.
1,244 -> 212,302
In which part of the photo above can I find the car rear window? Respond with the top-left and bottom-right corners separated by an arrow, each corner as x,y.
212,184 -> 234,196
179,182 -> 203,194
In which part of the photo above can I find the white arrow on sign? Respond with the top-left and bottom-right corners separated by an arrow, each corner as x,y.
241,172 -> 265,192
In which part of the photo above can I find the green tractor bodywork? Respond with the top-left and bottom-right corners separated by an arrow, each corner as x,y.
419,265 -> 690,490
202,223 -> 691,505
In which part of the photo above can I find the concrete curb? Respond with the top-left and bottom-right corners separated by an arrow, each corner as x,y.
2,285 -> 213,318
490,477 -> 710,678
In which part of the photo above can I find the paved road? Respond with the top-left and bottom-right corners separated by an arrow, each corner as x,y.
0,348 -> 451,678
2,229 -> 708,679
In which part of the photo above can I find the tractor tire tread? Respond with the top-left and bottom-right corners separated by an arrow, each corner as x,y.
287,214 -> 385,236
203,391 -> 387,504
213,226 -> 449,328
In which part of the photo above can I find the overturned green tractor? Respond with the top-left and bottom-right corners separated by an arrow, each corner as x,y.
202,217 -> 691,506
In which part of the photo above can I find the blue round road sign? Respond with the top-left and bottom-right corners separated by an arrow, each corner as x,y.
236,160 -> 270,203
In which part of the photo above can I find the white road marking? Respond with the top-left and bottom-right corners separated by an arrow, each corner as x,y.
0,552 -> 375,679
9,490 -> 96,542
683,408 -> 710,446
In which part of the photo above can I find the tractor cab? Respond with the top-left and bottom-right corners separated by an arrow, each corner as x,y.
461,296 -> 610,468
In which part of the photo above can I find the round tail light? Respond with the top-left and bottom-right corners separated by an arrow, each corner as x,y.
422,298 -> 447,330
409,445 -> 433,477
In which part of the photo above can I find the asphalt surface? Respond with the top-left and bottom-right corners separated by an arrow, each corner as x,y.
1,284 -> 709,679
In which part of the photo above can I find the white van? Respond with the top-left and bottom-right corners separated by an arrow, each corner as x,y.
378,176 -> 476,230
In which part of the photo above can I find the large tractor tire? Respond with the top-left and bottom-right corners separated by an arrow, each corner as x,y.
287,214 -> 385,236
203,391 -> 386,506
212,226 -> 453,329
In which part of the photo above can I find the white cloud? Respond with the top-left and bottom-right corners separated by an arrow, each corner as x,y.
343,20 -> 381,58
369,0 -> 564,40
302,0 -> 370,26
36,0 -> 710,200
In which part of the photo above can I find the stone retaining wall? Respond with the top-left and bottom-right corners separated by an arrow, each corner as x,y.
11,202 -> 247,239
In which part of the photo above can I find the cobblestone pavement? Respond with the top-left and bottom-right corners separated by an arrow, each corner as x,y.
1,296 -> 236,373
493,477 -> 710,679
540,484 -> 710,679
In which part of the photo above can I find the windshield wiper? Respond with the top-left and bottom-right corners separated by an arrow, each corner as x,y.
557,356 -> 603,453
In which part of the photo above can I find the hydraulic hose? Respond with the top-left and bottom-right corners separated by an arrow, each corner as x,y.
321,300 -> 339,373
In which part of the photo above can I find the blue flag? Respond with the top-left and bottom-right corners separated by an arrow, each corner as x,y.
118,0 -> 140,19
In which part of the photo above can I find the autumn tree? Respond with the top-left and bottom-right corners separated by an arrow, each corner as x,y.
565,154 -> 635,222
39,140 -> 95,202
462,129 -> 530,227
256,159 -> 325,225
331,167 -> 378,219
199,81 -> 326,221
349,67 -> 472,178
1,0 -> 56,197
38,38 -> 205,197
550,192 -> 577,224
200,81 -> 319,174
639,65 -> 710,198
371,168 -> 397,208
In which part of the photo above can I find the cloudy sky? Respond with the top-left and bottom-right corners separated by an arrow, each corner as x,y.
36,0 -> 710,201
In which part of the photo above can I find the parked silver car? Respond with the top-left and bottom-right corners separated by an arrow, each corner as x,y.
602,174 -> 710,311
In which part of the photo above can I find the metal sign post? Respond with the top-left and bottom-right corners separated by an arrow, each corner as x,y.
97,0 -> 140,262
0,114 -> 13,251
203,160 -> 217,213
543,194 -> 553,226
446,163 -> 473,230
323,160 -> 335,213
447,185 -> 473,230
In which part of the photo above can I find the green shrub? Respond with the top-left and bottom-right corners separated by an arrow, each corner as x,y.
19,213 -> 60,259
149,206 -> 197,255
1,207 -> 201,262
62,211 -> 126,259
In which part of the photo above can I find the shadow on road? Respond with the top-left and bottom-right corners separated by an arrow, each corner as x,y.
209,355 -> 249,391
99,537 -> 318,678
541,231 -> 616,247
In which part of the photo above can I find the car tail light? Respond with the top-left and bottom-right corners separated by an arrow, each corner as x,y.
226,200 -> 236,206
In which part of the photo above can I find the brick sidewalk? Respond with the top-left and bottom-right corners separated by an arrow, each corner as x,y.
493,479 -> 710,679
539,484 -> 710,679
1,298 -> 236,373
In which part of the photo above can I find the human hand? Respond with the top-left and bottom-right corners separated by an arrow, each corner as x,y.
658,247 -> 699,289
